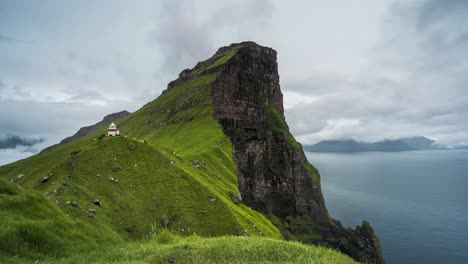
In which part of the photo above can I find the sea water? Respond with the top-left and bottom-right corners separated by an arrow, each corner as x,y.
306,149 -> 468,264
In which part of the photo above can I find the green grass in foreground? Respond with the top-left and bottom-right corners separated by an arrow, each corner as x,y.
1,230 -> 359,264
0,45 -> 362,264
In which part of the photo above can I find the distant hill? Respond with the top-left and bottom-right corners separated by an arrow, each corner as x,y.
60,110 -> 130,144
305,137 -> 441,152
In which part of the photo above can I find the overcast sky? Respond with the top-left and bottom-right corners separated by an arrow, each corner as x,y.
1,0 -> 467,165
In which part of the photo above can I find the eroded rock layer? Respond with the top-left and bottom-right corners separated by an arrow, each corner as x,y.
209,42 -> 384,264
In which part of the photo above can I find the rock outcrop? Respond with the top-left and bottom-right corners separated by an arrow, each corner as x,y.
208,42 -> 384,263
211,42 -> 327,219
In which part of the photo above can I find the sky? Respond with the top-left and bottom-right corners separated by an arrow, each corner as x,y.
1,0 -> 467,165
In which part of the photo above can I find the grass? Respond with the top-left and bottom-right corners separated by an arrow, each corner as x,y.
0,45 -> 281,256
0,44 -> 362,263
0,189 -> 122,259
1,230 -> 359,264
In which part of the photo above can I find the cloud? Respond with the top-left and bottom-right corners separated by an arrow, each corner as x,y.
0,133 -> 45,166
0,34 -> 20,44
0,33 -> 32,45
284,0 -> 468,147
1,0 -> 467,168
148,0 -> 274,74
0,149 -> 34,166
0,134 -> 44,149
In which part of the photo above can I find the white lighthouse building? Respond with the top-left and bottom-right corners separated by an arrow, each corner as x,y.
107,122 -> 120,136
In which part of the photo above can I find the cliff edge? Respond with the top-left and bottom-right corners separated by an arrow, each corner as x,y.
212,41 -> 384,264
176,41 -> 384,263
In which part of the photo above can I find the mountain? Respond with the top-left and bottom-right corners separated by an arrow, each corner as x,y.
0,42 -> 383,264
305,136 -> 439,152
60,110 -> 130,144
399,136 -> 436,149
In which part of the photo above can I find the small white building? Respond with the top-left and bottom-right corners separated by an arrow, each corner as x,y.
107,122 -> 120,136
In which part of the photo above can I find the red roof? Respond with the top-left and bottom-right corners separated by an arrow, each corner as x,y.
108,128 -> 119,131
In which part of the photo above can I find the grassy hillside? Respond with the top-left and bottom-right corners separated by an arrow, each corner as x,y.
0,45 -> 362,263
0,179 -> 357,264
0,220 -> 358,264
0,47 -> 277,238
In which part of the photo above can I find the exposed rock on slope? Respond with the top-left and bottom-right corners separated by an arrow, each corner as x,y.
0,41 -> 383,264
60,110 -> 130,144
154,41 -> 384,263
211,42 -> 327,219
206,42 -> 383,263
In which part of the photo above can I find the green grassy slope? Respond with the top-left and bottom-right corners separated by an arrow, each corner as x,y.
0,179 -> 357,264
0,46 -> 360,263
1,227 -> 358,264
0,178 -> 122,259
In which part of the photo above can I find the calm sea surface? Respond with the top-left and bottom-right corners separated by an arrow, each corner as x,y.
306,149 -> 468,264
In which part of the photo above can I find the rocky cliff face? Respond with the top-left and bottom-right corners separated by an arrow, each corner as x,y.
208,42 -> 384,264
211,42 -> 327,220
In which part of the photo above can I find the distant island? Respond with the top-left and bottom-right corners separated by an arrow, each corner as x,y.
304,136 -> 444,153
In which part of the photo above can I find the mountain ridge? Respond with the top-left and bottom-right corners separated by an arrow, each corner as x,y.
60,110 -> 131,144
0,41 -> 383,263
305,136 -> 440,152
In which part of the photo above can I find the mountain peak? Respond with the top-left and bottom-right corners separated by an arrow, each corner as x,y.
215,41 -> 276,55
167,41 -> 277,91
1,42 -> 383,264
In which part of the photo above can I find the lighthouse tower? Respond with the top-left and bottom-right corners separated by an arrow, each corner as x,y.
107,122 -> 120,136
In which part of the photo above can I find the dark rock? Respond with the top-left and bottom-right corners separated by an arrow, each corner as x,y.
111,167 -> 121,172
179,68 -> 191,78
70,150 -> 80,156
209,42 -> 384,264
231,192 -> 242,204
240,229 -> 249,236
88,209 -> 96,218
166,256 -> 175,264
128,144 -> 136,151
124,227 -> 133,233
160,217 -> 170,228
70,201 -> 78,207
92,198 -> 102,207
40,176 -> 49,183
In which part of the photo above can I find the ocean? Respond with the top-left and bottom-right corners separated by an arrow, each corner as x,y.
306,149 -> 468,264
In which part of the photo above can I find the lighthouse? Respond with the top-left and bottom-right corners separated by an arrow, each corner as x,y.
107,122 -> 120,136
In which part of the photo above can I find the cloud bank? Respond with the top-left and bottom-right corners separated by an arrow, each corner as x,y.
0,134 -> 44,149
0,0 -> 467,165
284,0 -> 468,147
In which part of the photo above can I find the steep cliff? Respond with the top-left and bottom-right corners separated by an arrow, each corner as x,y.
208,42 -> 384,263
0,41 -> 383,264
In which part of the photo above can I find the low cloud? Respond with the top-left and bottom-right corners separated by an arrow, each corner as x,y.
284,0 -> 468,147
0,134 -> 44,150
0,0 -> 467,166
149,0 -> 274,74
0,33 -> 32,45
0,34 -> 20,44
